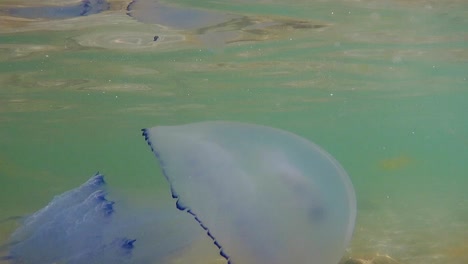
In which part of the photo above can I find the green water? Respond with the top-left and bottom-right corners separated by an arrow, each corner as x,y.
0,0 -> 467,263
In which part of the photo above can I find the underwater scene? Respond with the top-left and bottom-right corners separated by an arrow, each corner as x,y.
0,0 -> 467,263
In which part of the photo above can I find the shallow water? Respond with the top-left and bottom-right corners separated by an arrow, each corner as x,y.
0,0 -> 467,263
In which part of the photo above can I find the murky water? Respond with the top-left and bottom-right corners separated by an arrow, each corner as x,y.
0,0 -> 467,263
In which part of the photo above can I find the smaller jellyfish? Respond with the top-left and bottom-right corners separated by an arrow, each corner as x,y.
2,173 -> 202,264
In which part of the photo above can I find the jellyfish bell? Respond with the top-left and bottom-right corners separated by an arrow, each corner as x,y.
143,121 -> 356,264
2,173 -> 203,264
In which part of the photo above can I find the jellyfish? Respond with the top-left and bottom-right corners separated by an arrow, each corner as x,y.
142,121 -> 356,264
1,173 -> 202,264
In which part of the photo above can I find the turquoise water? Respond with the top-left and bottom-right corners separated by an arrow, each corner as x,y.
0,0 -> 467,263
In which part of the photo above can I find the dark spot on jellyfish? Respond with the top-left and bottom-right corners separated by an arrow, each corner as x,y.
153,36 -> 159,42
1,0 -> 110,20
120,238 -> 136,249
308,205 -> 326,222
